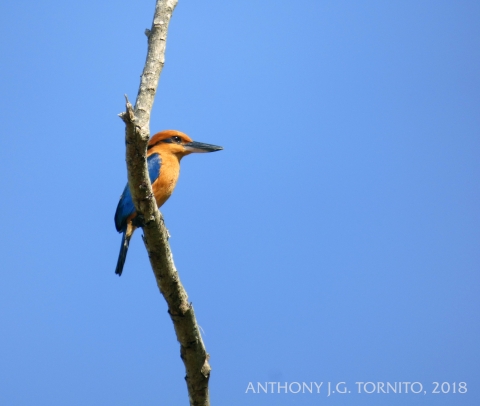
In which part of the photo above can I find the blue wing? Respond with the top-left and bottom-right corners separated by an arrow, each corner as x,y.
114,153 -> 161,232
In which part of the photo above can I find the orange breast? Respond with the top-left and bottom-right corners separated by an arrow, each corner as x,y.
149,149 -> 181,208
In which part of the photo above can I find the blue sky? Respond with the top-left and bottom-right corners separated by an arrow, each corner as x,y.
0,1 -> 478,405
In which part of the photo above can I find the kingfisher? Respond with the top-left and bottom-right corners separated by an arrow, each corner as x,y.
114,130 -> 223,276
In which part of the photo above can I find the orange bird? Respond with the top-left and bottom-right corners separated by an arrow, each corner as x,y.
114,130 -> 223,276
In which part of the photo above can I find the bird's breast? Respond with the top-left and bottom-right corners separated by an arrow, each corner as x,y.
152,155 -> 180,208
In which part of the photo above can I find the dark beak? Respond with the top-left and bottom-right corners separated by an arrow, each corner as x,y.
184,141 -> 223,153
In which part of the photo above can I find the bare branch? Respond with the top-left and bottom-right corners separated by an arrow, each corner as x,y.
119,1 -> 211,405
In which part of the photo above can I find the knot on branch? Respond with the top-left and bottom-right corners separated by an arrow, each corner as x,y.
144,214 -> 156,227
201,359 -> 211,378
143,192 -> 155,201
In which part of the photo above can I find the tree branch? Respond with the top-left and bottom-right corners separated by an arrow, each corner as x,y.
119,1 -> 211,405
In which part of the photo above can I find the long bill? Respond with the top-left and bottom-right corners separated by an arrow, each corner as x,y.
184,141 -> 223,153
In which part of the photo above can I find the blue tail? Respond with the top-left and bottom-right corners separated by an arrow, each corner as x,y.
115,232 -> 131,276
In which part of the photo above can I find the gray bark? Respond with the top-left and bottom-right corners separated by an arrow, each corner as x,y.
118,1 -> 211,405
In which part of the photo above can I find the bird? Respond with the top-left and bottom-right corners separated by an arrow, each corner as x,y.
114,129 -> 223,276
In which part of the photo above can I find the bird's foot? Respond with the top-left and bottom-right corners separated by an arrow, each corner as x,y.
132,214 -> 145,228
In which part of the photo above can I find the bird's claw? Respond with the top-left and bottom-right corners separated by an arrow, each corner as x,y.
132,214 -> 146,228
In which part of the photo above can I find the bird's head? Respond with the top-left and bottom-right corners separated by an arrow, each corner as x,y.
148,130 -> 223,159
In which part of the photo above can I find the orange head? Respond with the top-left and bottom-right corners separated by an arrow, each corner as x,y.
148,130 -> 223,159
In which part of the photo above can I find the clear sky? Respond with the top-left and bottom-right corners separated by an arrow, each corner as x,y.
0,1 -> 478,405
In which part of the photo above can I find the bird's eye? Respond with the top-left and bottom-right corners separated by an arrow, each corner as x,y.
172,136 -> 182,144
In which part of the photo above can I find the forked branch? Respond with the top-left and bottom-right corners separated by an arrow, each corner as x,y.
118,1 -> 211,405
